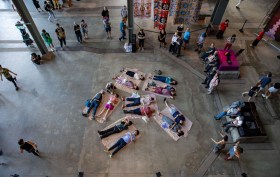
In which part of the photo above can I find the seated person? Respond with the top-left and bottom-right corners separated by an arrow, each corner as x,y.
122,96 -> 155,109
151,75 -> 178,85
145,85 -> 176,99
96,94 -> 119,121
104,130 -> 140,158
200,43 -> 216,60
105,82 -> 116,94
164,98 -> 185,125
83,90 -> 105,120
120,68 -> 145,80
214,100 -> 245,120
114,76 -> 139,90
31,53 -> 43,65
204,57 -> 220,73
98,118 -> 133,139
222,116 -> 244,133
203,51 -> 218,63
123,106 -> 154,118
160,113 -> 184,137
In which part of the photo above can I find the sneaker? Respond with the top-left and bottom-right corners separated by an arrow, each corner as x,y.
261,94 -> 266,98
109,154 -> 112,158
15,87 -> 19,91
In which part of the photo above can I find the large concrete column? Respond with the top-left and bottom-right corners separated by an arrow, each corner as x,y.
210,0 -> 229,25
127,0 -> 134,43
12,0 -> 48,55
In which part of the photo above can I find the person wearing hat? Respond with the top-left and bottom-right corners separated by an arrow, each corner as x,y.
222,116 -> 244,133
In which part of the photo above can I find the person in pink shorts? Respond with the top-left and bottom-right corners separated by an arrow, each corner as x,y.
96,94 -> 119,121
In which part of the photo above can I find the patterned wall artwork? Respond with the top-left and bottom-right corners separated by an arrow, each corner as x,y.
265,6 -> 280,42
134,0 -> 152,18
169,0 -> 179,16
173,0 -> 203,25
154,0 -> 170,29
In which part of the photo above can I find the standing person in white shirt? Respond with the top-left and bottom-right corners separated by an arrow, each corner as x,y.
222,116 -> 244,133
169,32 -> 178,54
121,5 -> 128,22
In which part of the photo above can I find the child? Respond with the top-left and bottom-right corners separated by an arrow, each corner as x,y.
96,94 -> 119,121
242,86 -> 260,101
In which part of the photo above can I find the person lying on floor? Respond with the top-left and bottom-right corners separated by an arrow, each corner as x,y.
96,94 -> 119,121
105,82 -> 117,94
98,118 -> 133,139
83,90 -> 105,120
120,68 -> 145,80
104,130 -> 140,158
164,98 -> 186,125
121,95 -> 155,109
214,100 -> 245,120
145,85 -> 176,99
123,106 -> 155,118
160,113 -> 184,137
114,76 -> 139,90
150,75 -> 178,85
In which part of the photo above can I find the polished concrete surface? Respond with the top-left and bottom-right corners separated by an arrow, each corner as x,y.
0,0 -> 280,177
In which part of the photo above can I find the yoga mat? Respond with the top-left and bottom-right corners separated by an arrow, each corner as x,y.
142,73 -> 175,99
121,67 -> 146,86
154,104 -> 192,141
113,72 -> 140,94
101,117 -> 139,149
82,91 -> 121,123
123,94 -> 159,119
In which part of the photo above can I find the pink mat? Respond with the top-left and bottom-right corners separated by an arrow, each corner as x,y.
217,50 -> 240,71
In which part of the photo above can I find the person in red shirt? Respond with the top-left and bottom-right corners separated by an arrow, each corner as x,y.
250,28 -> 265,48
216,19 -> 229,39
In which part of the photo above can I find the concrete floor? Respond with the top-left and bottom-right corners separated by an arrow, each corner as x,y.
0,0 -> 280,177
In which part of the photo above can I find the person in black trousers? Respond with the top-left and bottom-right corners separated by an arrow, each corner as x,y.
98,119 -> 133,139
18,139 -> 40,157
0,65 -> 19,90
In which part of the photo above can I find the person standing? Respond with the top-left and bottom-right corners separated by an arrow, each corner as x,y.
121,5 -> 128,22
177,24 -> 184,37
55,23 -> 66,49
169,32 -> 178,54
250,28 -> 265,49
73,22 -> 83,43
158,29 -> 166,48
195,32 -> 206,53
138,29 -> 145,51
18,139 -> 40,157
0,65 -> 19,91
44,1 -> 56,22
101,6 -> 109,19
103,17 -> 112,39
224,34 -> 236,50
236,0 -> 244,9
32,0 -> 44,12
81,19 -> 88,39
225,141 -> 243,160
176,35 -> 183,57
216,19 -> 229,39
183,28 -> 190,49
255,72 -> 272,96
41,29 -> 56,51
119,19 -> 126,41
15,21 -> 26,34
104,130 -> 140,158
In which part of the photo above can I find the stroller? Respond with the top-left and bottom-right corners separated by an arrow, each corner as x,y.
22,31 -> 34,47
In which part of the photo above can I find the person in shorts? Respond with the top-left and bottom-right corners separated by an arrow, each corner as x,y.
103,17 -> 112,39
262,82 -> 280,99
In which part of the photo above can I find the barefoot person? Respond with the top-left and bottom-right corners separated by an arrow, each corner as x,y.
96,94 -> 119,121
0,65 -> 19,91
83,90 -> 105,120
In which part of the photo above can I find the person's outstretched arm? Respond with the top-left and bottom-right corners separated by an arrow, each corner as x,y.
9,70 -> 17,76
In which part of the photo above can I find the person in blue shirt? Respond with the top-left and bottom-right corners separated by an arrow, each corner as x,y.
255,72 -> 272,96
183,28 -> 190,49
119,19 -> 126,41
152,75 -> 178,85
104,130 -> 140,158
83,90 -> 105,119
